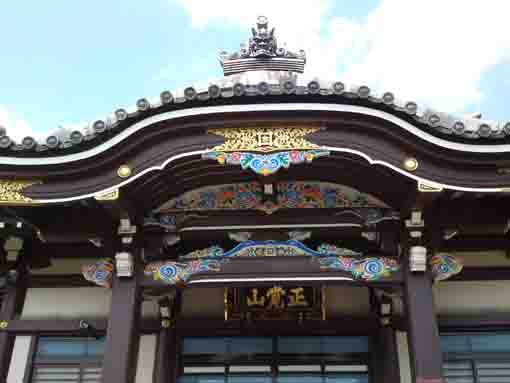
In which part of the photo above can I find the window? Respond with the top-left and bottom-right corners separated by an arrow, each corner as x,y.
441,333 -> 510,383
30,337 -> 104,383
179,336 -> 370,383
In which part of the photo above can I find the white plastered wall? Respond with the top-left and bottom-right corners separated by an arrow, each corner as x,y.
135,335 -> 157,383
7,336 -> 32,383
21,287 -> 112,319
434,280 -> 510,315
396,331 -> 412,383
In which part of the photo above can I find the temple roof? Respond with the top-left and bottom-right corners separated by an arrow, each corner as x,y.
1,16 -> 510,159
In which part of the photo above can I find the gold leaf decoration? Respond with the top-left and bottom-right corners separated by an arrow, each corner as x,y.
0,180 -> 40,205
94,189 -> 120,202
207,126 -> 323,153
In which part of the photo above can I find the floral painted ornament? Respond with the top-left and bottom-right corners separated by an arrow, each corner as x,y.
202,150 -> 330,176
317,243 -> 362,257
319,256 -> 400,281
81,259 -> 114,288
144,259 -> 222,285
154,181 -> 393,217
430,253 -> 463,281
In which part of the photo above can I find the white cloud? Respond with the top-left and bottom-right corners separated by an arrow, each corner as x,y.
175,0 -> 510,113
0,106 -> 40,142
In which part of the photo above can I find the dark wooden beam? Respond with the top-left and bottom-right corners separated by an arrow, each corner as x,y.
1,319 -> 107,334
102,256 -> 142,383
0,267 -> 27,383
440,235 -> 510,252
27,274 -> 98,288
439,314 -> 510,331
29,242 -> 111,259
448,267 -> 510,281
0,317 -> 159,335
95,191 -> 140,225
175,317 -> 379,336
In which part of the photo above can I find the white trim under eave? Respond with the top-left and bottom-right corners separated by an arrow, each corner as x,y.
2,103 -> 510,167
189,276 -> 355,284
179,223 -> 362,232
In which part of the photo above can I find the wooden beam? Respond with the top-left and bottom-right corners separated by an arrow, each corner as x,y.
95,192 -> 140,225
174,208 -> 398,229
1,318 -> 107,334
175,317 -> 379,336
102,256 -> 142,383
0,266 -> 27,383
439,314 -> 510,331
29,242 -> 111,259
0,318 -> 159,335
448,267 -> 510,281
27,275 -> 98,288
439,235 -> 510,252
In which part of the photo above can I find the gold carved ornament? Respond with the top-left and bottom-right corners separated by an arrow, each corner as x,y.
207,126 -> 323,153
0,180 -> 41,205
94,189 -> 120,202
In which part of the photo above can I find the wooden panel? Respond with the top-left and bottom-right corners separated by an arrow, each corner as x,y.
325,286 -> 371,317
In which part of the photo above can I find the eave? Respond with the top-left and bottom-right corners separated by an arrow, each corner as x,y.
1,71 -> 510,161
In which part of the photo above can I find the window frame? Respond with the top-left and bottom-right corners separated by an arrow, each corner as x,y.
441,331 -> 510,383
178,335 -> 372,383
24,335 -> 106,383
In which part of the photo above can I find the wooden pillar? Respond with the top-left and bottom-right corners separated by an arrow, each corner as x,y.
372,325 -> 400,382
102,253 -> 141,383
403,253 -> 444,383
0,275 -> 27,382
0,266 -> 27,383
154,325 -> 177,383
154,291 -> 180,383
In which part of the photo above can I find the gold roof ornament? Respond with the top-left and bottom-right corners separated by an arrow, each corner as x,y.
0,180 -> 40,205
207,126 -> 322,153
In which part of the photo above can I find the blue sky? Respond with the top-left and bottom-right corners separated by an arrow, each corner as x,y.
1,0 -> 509,140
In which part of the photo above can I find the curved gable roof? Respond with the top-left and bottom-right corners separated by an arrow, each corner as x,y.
1,70 -> 510,166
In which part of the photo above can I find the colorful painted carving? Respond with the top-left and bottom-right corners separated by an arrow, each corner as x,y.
181,246 -> 224,260
319,256 -> 400,281
176,240 -> 398,280
81,259 -> 114,288
155,181 -> 393,217
144,238 -> 400,283
202,150 -> 330,176
317,243 -> 363,257
179,240 -> 360,260
144,259 -> 222,285
430,253 -> 463,281
159,183 -> 262,212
